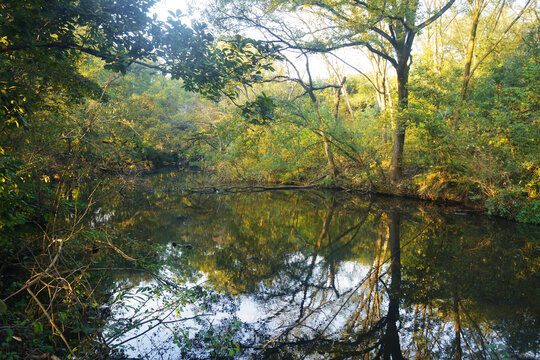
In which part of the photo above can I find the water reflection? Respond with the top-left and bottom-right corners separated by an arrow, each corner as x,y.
91,174 -> 539,359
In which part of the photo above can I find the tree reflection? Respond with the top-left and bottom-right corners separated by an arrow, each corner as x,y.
381,211 -> 404,360
86,173 -> 539,359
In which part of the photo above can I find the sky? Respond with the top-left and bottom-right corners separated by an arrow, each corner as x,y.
150,0 -> 374,81
152,0 -> 198,21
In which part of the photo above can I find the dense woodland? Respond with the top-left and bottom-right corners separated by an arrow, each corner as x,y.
1,0 -> 539,226
0,0 -> 539,358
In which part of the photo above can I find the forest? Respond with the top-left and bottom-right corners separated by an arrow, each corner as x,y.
0,0 -> 539,359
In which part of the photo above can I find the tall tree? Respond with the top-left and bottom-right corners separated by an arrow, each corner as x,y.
210,0 -> 456,182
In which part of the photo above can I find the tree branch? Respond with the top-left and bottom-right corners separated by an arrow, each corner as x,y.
370,26 -> 398,47
417,0 -> 457,29
292,41 -> 398,67
28,288 -> 78,360
1,41 -> 170,73
470,0 -> 533,76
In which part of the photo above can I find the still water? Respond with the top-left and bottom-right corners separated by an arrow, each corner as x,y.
91,172 -> 539,359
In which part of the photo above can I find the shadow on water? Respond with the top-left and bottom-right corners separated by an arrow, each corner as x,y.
81,172 -> 540,359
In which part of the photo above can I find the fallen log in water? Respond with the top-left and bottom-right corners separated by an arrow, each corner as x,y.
178,184 -> 320,194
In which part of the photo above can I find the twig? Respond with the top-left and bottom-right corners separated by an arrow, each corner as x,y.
3,240 -> 65,302
27,288 -> 78,360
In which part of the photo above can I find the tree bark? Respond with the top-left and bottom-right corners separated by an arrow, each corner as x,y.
389,66 -> 410,183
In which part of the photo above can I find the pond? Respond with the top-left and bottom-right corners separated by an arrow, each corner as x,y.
88,172 -> 539,359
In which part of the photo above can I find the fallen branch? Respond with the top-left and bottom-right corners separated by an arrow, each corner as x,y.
178,184 -> 320,194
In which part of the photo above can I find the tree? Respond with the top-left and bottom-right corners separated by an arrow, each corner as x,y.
452,0 -> 534,127
210,0 -> 456,182
0,0 -> 277,128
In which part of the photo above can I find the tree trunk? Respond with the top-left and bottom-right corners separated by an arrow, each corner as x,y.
453,6 -> 481,128
320,128 -> 337,180
342,84 -> 354,117
311,92 -> 337,180
389,67 -> 409,183
460,8 -> 481,100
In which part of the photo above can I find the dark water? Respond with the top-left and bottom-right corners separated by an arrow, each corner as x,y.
89,172 -> 539,359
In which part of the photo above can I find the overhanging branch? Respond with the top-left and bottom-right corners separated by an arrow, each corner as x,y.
1,41 -> 168,72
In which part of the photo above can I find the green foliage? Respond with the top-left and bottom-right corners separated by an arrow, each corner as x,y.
0,0 -> 278,131
0,154 -> 37,251
486,189 -> 540,224
239,93 -> 276,125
